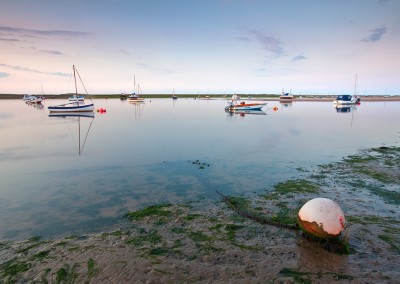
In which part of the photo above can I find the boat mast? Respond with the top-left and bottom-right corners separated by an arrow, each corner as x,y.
354,74 -> 357,97
73,65 -> 79,106
73,65 -> 78,95
78,116 -> 81,155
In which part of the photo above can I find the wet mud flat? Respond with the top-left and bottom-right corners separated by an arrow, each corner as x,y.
0,147 -> 399,283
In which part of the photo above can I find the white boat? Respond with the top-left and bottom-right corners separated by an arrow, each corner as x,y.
333,74 -> 361,105
48,102 -> 94,112
279,89 -> 294,101
333,94 -> 360,105
128,75 -> 144,102
25,95 -> 44,104
23,94 -> 34,101
172,88 -> 178,100
128,94 -> 144,102
225,101 -> 267,111
69,95 -> 85,101
48,65 -> 94,113
225,95 -> 267,111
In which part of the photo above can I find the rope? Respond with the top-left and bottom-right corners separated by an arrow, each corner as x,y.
216,190 -> 299,230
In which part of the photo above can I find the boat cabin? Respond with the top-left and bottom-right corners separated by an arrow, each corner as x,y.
336,94 -> 353,101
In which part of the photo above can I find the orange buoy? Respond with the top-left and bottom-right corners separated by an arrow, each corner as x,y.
273,106 -> 278,111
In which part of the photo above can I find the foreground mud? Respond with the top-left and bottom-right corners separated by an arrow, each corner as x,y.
1,147 -> 399,283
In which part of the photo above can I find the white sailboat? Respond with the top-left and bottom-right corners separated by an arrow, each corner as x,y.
172,88 -> 178,99
333,74 -> 361,105
48,65 -> 94,112
128,75 -> 144,102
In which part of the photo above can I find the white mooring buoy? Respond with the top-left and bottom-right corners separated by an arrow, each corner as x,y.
297,198 -> 346,239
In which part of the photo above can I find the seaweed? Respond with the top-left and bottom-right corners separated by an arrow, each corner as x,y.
124,204 -> 172,221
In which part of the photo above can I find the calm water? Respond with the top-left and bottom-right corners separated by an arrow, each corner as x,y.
1,98 -> 399,240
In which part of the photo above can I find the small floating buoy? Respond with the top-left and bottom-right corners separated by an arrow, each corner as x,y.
273,106 -> 278,111
298,198 -> 346,239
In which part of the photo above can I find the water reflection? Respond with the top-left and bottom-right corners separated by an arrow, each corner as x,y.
1,99 -> 400,240
129,101 -> 145,121
335,105 -> 357,113
279,101 -> 293,108
225,109 -> 267,117
48,112 -> 95,155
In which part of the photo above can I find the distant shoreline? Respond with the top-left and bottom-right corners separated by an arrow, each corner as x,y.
1,93 -> 400,102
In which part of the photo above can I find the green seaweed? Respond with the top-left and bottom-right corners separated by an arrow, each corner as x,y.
30,250 -> 50,261
56,263 -> 79,284
188,231 -> 212,242
87,258 -> 96,278
280,267 -> 354,283
0,258 -> 32,280
148,247 -> 170,256
378,234 -> 400,252
171,227 -> 186,234
126,230 -> 163,246
124,204 -> 172,221
183,213 -> 202,221
273,179 -> 319,195
225,224 -> 244,241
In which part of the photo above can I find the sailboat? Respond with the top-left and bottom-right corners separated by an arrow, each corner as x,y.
48,65 -> 94,112
333,74 -> 361,105
128,75 -> 144,102
172,88 -> 178,100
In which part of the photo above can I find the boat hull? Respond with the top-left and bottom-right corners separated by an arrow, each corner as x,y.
128,98 -> 145,103
48,103 -> 94,112
49,111 -> 94,118
333,100 -> 358,105
225,103 -> 267,111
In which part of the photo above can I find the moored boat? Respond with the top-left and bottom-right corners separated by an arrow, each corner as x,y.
225,94 -> 267,111
333,94 -> 360,105
128,75 -> 144,102
333,74 -> 361,105
48,65 -> 94,113
279,89 -> 294,101
225,101 -> 267,111
48,102 -> 94,112
25,95 -> 44,104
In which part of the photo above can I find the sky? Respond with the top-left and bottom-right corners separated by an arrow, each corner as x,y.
0,0 -> 399,95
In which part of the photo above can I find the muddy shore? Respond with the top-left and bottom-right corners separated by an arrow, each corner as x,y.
1,146 -> 399,283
